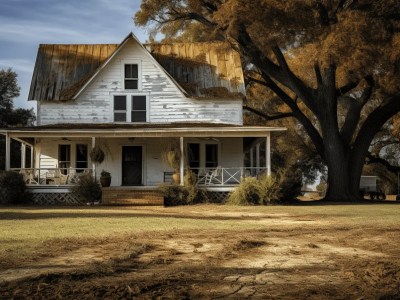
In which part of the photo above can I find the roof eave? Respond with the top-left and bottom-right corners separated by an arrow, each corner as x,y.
3,126 -> 287,139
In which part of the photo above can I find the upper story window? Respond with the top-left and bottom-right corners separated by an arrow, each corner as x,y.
131,96 -> 147,122
124,64 -> 139,90
113,94 -> 148,123
114,95 -> 127,122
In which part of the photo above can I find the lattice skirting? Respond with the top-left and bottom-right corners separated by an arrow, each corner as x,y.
32,193 -> 85,205
205,191 -> 230,203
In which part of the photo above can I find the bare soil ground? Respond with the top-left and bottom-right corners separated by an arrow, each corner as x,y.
0,204 -> 399,299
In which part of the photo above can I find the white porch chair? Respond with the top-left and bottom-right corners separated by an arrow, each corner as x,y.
205,166 -> 222,185
20,170 -> 38,185
46,169 -> 61,185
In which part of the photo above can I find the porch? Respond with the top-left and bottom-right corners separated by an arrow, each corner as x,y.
1,124 -> 285,205
12,166 -> 269,188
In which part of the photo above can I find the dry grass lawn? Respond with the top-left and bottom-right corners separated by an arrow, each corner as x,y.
0,203 -> 399,299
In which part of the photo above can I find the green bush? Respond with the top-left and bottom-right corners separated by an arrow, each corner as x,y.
277,169 -> 303,202
0,171 -> 32,204
227,175 -> 280,205
71,174 -> 102,204
159,184 -> 208,206
158,184 -> 199,206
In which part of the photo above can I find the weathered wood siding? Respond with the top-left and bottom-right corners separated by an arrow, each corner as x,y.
37,137 -> 243,187
38,38 -> 243,125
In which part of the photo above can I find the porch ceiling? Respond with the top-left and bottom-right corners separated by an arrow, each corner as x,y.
0,123 -> 286,138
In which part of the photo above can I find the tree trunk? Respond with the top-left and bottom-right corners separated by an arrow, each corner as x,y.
324,153 -> 361,202
318,87 -> 362,202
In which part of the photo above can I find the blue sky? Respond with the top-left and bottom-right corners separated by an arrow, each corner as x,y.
0,0 -> 148,110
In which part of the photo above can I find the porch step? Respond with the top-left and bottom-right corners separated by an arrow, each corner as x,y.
102,188 -> 164,206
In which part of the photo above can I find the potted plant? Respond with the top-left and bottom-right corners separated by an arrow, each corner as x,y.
100,170 -> 111,187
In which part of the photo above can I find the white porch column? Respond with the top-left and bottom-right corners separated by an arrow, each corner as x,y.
5,132 -> 10,171
30,145 -> 34,169
266,132 -> 271,176
21,143 -> 26,169
92,137 -> 96,178
180,137 -> 184,186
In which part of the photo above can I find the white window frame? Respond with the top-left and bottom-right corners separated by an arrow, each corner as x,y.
113,95 -> 128,122
111,93 -> 150,123
121,60 -> 142,91
185,139 -> 221,169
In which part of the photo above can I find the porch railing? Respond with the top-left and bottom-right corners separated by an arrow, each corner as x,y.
190,167 -> 268,186
10,168 -> 92,186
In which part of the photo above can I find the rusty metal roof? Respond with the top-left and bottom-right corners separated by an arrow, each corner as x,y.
28,44 -> 119,101
28,36 -> 245,101
145,42 -> 245,99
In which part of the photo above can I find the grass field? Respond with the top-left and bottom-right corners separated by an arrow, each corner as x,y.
1,204 -> 400,298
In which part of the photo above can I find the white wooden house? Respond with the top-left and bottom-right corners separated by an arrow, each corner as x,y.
1,33 -> 285,204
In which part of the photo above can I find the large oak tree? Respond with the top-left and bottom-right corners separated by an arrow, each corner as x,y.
135,0 -> 400,201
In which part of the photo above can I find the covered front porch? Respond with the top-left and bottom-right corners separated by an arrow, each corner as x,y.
1,124 -> 285,204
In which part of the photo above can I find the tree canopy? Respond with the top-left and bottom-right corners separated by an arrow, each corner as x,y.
0,68 -> 35,127
135,0 -> 400,201
0,68 -> 36,170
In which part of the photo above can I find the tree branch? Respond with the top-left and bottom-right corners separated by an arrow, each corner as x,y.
243,105 -> 294,121
162,11 -> 217,27
235,25 -> 314,107
340,76 -> 374,144
247,75 -> 324,156
199,0 -> 219,13
314,63 -> 323,87
337,80 -> 360,95
351,94 -> 400,176
366,152 -> 400,174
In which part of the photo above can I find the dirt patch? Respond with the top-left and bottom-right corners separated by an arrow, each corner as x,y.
1,206 -> 400,299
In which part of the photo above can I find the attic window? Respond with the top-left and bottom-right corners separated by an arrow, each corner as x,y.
125,64 -> 138,89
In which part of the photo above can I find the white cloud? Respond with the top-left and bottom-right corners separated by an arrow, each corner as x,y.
0,59 -> 33,74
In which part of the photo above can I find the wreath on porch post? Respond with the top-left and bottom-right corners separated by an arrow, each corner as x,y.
89,145 -> 105,180
90,145 -> 105,164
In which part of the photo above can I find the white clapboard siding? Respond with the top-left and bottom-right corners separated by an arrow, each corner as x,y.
38,38 -> 243,126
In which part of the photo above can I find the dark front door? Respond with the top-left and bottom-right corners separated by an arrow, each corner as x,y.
122,146 -> 142,186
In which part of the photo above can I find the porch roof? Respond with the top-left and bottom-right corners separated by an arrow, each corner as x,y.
0,123 -> 286,138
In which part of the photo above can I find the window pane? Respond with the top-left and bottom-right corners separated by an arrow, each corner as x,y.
206,144 -> 218,168
25,147 -> 32,168
59,145 -> 71,174
114,112 -> 126,122
125,79 -> 138,89
188,143 -> 200,169
76,144 -> 88,170
125,64 -> 138,79
131,64 -> 138,78
114,96 -> 126,110
124,64 -> 131,78
131,111 -> 146,122
132,96 -> 146,110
